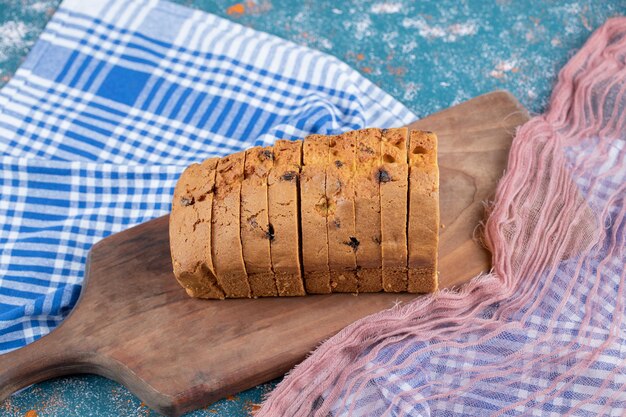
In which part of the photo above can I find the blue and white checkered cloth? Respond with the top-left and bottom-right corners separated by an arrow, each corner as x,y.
0,0 -> 416,353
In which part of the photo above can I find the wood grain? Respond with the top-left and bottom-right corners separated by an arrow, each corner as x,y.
0,91 -> 529,416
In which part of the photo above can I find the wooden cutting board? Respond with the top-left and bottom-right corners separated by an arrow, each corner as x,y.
0,91 -> 529,416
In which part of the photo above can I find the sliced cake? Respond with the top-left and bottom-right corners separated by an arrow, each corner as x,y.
326,133 -> 358,292
241,146 -> 277,297
170,127 -> 440,299
212,151 -> 252,298
170,158 -> 224,299
268,139 -> 306,296
379,128 -> 409,292
407,130 -> 439,292
301,134 -> 332,294
351,128 -> 383,292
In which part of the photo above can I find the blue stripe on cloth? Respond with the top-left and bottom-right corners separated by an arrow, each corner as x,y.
0,0 -> 415,354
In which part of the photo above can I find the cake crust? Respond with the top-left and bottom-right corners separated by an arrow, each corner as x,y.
380,128 -> 408,293
326,133 -> 358,293
301,134 -> 332,294
268,139 -> 306,296
407,130 -> 439,293
352,128 -> 383,292
241,146 -> 278,297
170,158 -> 224,299
212,152 -> 252,298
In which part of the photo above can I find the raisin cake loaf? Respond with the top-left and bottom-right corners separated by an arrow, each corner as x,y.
170,128 -> 439,299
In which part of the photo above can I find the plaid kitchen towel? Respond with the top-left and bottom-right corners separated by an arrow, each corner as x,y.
258,18 -> 626,417
0,0 -> 415,353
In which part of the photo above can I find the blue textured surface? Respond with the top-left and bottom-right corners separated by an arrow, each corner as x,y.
3,377 -> 278,416
0,0 -> 622,416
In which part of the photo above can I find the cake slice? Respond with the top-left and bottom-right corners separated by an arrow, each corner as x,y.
351,128 -> 383,292
268,139 -> 306,296
407,130 -> 439,292
326,133 -> 358,292
170,158 -> 224,299
379,128 -> 408,292
241,146 -> 277,297
212,151 -> 252,298
301,134 -> 332,294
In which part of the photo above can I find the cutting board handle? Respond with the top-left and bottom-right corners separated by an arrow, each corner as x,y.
0,325 -> 173,414
0,325 -> 114,401
0,328 -> 78,400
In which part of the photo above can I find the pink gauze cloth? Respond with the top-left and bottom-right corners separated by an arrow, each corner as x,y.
257,17 -> 626,417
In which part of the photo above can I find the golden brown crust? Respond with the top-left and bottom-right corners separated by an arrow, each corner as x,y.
380,128 -> 408,293
407,130 -> 439,293
326,133 -> 358,293
268,139 -> 306,296
241,146 -> 277,297
351,128 -> 383,292
212,152 -> 251,298
170,158 -> 225,299
301,134 -> 331,294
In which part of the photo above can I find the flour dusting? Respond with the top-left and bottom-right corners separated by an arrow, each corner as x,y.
382,31 -> 399,48
344,15 -> 373,41
370,3 -> 403,14
29,0 -> 56,12
401,39 -> 418,53
489,59 -> 520,79
403,81 -> 420,101
317,37 -> 333,50
0,21 -> 33,61
293,12 -> 305,23
402,17 -> 478,42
